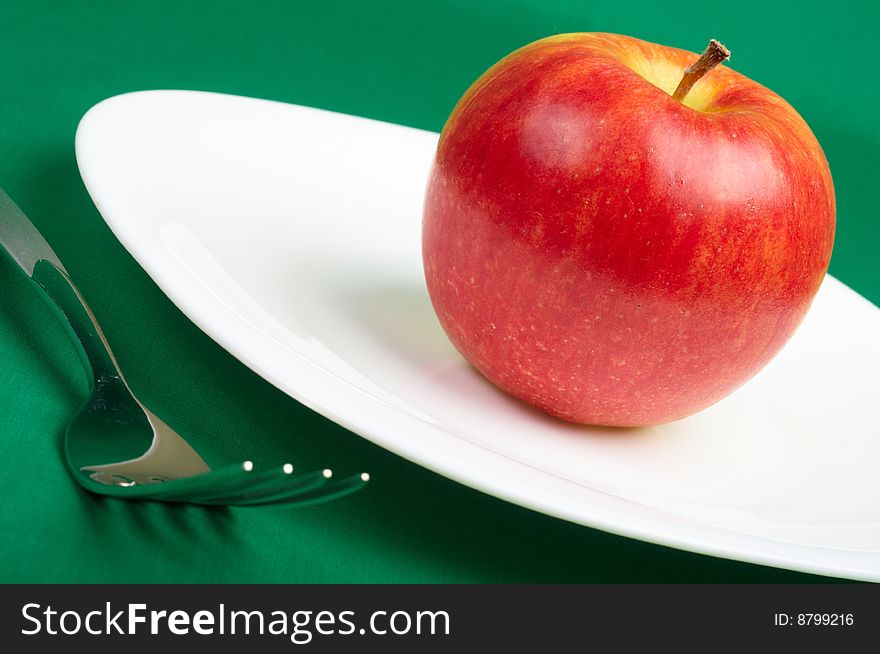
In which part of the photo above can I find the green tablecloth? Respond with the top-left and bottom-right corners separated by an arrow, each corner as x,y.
1,0 -> 876,583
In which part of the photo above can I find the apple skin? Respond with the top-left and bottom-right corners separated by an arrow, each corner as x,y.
422,33 -> 835,426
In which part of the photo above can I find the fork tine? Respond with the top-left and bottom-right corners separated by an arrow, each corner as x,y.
181,464 -> 296,503
142,462 -> 258,501
233,472 -> 370,508
80,462 -> 248,499
194,469 -> 329,506
272,472 -> 370,507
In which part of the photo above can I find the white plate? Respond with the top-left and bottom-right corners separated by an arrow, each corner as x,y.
76,90 -> 880,581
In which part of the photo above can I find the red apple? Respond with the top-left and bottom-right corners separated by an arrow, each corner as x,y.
422,34 -> 835,426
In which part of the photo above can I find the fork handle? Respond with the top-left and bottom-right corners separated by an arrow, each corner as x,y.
30,259 -> 124,389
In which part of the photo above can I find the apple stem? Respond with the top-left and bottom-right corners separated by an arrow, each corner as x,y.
672,39 -> 730,103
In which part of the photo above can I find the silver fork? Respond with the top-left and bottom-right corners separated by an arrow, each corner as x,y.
0,187 -> 369,505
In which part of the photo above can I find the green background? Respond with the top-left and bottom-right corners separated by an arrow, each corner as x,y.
1,0 -> 876,583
